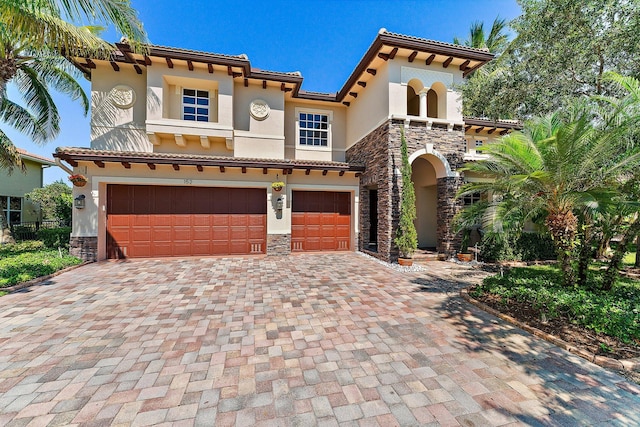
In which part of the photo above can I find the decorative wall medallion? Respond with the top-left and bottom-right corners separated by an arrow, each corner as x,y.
250,99 -> 270,121
110,85 -> 136,109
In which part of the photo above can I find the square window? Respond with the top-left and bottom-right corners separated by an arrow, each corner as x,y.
183,88 -> 209,122
298,111 -> 330,148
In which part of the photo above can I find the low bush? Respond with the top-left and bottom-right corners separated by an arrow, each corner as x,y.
479,231 -> 556,262
471,266 -> 640,344
0,242 -> 81,288
37,227 -> 71,248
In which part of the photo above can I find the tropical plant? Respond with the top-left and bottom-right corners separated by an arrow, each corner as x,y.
453,17 -> 509,55
394,128 -> 417,259
0,0 -> 147,171
458,96 -> 640,286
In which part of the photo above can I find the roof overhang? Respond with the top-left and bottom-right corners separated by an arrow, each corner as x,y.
17,149 -> 55,166
464,118 -> 523,135
54,148 -> 365,175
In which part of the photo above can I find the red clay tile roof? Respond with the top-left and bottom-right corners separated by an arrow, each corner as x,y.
54,147 -> 365,172
17,148 -> 55,165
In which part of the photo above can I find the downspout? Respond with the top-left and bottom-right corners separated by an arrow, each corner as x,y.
55,158 -> 75,175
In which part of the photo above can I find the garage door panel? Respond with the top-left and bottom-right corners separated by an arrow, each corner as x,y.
291,191 -> 351,252
108,185 -> 266,258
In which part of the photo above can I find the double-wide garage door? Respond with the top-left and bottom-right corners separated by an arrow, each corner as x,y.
107,185 -> 266,258
291,190 -> 351,252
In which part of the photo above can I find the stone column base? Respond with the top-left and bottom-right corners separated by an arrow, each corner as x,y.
70,237 -> 98,262
267,234 -> 291,255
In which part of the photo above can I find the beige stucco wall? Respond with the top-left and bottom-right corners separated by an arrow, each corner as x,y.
70,162 -> 359,259
411,157 -> 437,248
90,65 -> 150,152
284,101 -> 347,162
346,61 -> 390,149
388,59 -> 465,122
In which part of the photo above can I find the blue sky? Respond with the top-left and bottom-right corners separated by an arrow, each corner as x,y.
6,0 -> 521,184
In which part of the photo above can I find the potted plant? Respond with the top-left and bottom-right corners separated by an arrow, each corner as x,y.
394,128 -> 418,266
456,227 -> 473,262
68,174 -> 88,187
271,181 -> 285,192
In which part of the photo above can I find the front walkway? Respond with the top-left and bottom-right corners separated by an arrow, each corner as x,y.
0,253 -> 638,426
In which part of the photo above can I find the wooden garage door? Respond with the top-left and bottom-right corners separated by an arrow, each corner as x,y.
107,185 -> 266,258
291,191 -> 351,252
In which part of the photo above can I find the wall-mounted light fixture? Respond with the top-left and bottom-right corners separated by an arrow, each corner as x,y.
74,194 -> 86,209
276,196 -> 284,211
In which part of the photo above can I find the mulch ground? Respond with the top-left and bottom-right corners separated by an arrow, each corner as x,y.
470,290 -> 640,361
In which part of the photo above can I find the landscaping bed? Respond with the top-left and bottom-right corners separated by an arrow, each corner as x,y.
0,241 -> 82,292
469,265 -> 640,361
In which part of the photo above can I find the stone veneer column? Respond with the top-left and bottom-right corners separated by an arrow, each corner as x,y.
347,119 -> 467,262
436,176 -> 464,255
69,236 -> 97,262
266,234 -> 291,255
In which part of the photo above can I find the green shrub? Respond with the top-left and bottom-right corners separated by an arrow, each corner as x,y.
0,249 -> 81,288
0,241 -> 45,256
37,227 -> 71,249
479,231 -> 556,262
474,266 -> 640,344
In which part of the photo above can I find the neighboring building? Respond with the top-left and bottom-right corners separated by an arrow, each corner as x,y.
56,29 -> 521,262
0,149 -> 55,227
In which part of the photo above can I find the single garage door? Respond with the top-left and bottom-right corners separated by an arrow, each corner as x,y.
107,185 -> 266,258
291,190 -> 351,252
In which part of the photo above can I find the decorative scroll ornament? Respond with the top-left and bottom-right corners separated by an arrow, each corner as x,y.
250,99 -> 270,121
110,85 -> 136,109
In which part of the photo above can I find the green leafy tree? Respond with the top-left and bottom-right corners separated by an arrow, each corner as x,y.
25,180 -> 71,221
394,129 -> 417,259
54,192 -> 72,225
459,95 -> 640,286
462,0 -> 640,119
0,0 -> 147,171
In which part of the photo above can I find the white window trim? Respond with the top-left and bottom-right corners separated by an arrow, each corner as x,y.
466,136 -> 487,155
1,195 -> 22,225
182,88 -> 210,122
295,107 -> 333,152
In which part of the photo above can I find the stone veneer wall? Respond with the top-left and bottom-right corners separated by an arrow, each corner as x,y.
266,234 -> 291,255
70,236 -> 98,262
437,177 -> 464,255
347,119 -> 467,261
346,122 -> 392,261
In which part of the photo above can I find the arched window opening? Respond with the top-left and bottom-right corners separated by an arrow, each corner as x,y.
427,89 -> 438,118
406,78 -> 423,117
407,86 -> 419,116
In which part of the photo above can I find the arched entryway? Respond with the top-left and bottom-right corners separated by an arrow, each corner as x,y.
410,148 -> 456,251
411,157 -> 437,248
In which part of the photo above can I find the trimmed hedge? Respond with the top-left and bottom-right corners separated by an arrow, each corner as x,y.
37,227 -> 71,249
479,231 -> 557,262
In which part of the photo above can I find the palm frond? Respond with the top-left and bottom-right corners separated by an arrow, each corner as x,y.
0,129 -> 24,172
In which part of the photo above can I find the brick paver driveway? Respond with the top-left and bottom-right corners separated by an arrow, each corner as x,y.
1,253 -> 639,426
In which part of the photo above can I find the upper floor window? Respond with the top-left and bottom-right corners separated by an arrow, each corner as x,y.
298,112 -> 330,147
182,89 -> 209,122
475,139 -> 483,148
1,196 -> 22,225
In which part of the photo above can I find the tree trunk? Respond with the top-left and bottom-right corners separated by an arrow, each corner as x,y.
635,235 -> 640,269
546,210 -> 578,286
576,225 -> 593,288
603,218 -> 640,290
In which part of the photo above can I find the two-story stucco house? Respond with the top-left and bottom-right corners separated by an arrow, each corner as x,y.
1,149 -> 55,228
55,29 -> 520,262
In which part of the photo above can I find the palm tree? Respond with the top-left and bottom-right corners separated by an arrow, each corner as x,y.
453,17 -> 509,55
458,98 -> 640,286
0,0 -> 146,170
